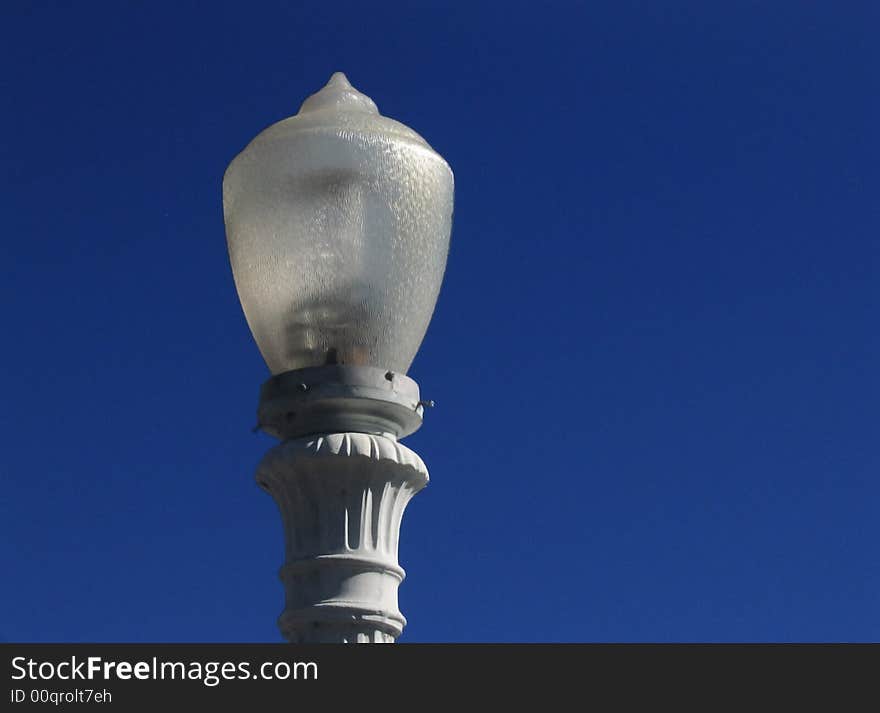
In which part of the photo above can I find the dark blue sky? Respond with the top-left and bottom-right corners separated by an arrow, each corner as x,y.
1,1 -> 876,642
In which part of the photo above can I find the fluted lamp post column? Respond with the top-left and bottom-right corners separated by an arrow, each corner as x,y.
223,73 -> 453,643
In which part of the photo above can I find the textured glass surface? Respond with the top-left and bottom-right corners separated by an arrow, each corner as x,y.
223,73 -> 454,375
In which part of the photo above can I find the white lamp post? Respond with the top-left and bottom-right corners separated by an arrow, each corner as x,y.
223,73 -> 453,643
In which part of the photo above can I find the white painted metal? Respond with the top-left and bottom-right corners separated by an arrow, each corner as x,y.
257,433 -> 428,643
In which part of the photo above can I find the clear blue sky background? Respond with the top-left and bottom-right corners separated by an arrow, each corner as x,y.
1,1 -> 876,642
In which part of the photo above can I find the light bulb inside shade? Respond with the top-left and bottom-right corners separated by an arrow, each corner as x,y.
223,73 -> 453,376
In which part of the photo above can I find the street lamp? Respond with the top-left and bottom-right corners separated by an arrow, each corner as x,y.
223,73 -> 453,643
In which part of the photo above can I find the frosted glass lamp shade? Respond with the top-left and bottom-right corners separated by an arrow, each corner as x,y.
223,73 -> 453,376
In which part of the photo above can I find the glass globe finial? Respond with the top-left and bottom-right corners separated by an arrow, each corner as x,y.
223,74 -> 454,376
